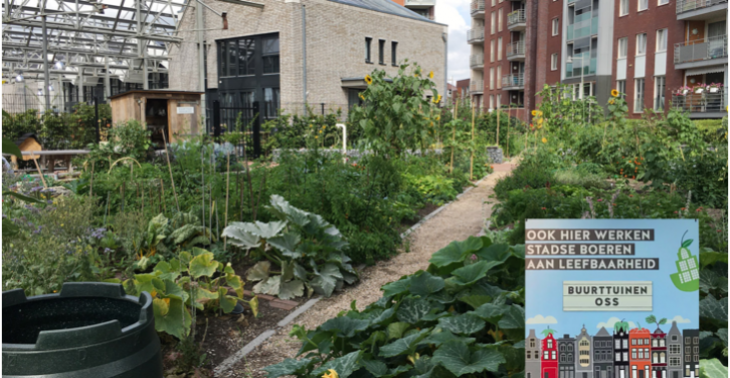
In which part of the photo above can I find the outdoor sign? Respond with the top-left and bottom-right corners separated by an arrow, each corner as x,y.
525,219 -> 700,378
176,106 -> 194,114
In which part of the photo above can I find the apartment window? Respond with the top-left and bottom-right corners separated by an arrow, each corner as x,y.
491,12 -> 496,34
552,18 -> 560,36
551,53 -> 558,70
636,33 -> 647,55
365,37 -> 372,63
263,87 -> 280,119
658,0 -> 669,4
617,37 -> 628,59
489,67 -> 495,89
497,94 -> 501,109
654,76 -> 665,111
391,42 -> 398,66
656,29 -> 667,52
638,0 -> 648,11
620,0 -> 629,15
489,94 -> 494,109
497,66 -> 502,89
498,8 -> 503,32
491,39 -> 496,62
634,78 -> 645,113
491,0 -> 495,6
262,36 -> 279,74
497,37 -> 503,60
378,39 -> 385,64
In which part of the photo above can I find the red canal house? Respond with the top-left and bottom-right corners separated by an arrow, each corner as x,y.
542,332 -> 558,378
630,328 -> 652,378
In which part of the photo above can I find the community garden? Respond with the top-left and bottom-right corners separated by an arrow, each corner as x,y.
1,64 -> 727,378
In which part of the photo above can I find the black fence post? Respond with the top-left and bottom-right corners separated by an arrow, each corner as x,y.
213,100 -> 221,138
94,95 -> 100,143
253,101 -> 261,158
321,103 -> 324,115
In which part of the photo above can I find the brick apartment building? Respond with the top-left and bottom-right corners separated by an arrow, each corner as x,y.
469,0 -> 727,121
168,0 -> 447,130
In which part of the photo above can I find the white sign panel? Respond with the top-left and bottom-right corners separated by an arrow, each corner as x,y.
563,281 -> 652,312
177,107 -> 194,114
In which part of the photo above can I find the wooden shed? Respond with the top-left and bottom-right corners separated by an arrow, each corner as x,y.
14,133 -> 42,161
109,90 -> 204,145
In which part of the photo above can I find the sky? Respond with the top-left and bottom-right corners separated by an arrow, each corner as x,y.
524,219 -> 700,339
435,0 -> 472,84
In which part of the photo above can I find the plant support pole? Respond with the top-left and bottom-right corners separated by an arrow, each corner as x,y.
470,106 -> 475,181
450,99 -> 458,174
161,131 -> 180,211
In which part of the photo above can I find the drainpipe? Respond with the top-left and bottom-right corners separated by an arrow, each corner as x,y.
196,0 -> 207,132
302,4 -> 307,114
442,31 -> 448,106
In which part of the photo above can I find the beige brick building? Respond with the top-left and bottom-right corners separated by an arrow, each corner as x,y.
168,0 -> 447,128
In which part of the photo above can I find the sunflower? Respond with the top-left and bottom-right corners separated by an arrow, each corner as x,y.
541,137 -> 547,144
608,99 -> 615,105
611,89 -> 620,97
322,370 -> 339,378
429,71 -> 434,79
435,115 -> 440,121
364,74 -> 373,85
358,93 -> 365,101
531,110 -> 537,116
432,95 -> 442,104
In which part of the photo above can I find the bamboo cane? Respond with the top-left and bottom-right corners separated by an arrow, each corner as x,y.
31,156 -> 47,188
469,106 -> 475,181
496,106 -> 500,147
224,151 -> 231,250
161,131 -> 180,212
159,178 -> 167,214
450,99 -> 458,174
506,104 -> 511,158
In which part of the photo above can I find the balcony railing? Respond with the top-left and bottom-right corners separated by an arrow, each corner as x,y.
502,73 -> 524,89
471,80 -> 484,93
672,91 -> 727,115
676,0 -> 727,13
507,9 -> 526,28
468,28 -> 485,43
470,0 -> 485,16
470,54 -> 484,68
506,41 -> 525,58
674,35 -> 728,64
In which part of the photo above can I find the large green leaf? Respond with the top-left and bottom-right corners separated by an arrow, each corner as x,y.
429,237 -> 483,267
312,351 -> 362,378
397,297 -> 431,323
279,279 -> 304,300
386,322 -> 411,340
254,276 -> 281,296
221,223 -> 261,249
498,305 -> 525,329
153,296 -> 192,339
360,357 -> 388,377
188,251 -> 218,279
700,294 -> 728,323
449,261 -> 499,286
269,232 -> 302,258
269,194 -> 311,227
409,271 -> 445,296
438,313 -> 486,335
700,249 -> 729,269
3,191 -> 45,204
379,329 -> 429,358
471,303 -> 507,323
263,358 -> 313,378
418,330 -> 476,347
382,276 -> 413,297
700,359 -> 728,378
320,316 -> 370,338
247,261 -> 272,282
2,137 -> 22,158
432,342 -> 505,376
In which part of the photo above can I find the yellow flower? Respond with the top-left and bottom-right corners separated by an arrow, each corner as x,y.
309,124 -> 313,128
429,71 -> 434,79
364,74 -> 373,85
541,137 -> 547,144
435,115 -> 440,121
608,99 -> 615,105
531,110 -> 537,116
611,89 -> 620,97
432,95 -> 442,104
315,136 -> 319,139
322,369 -> 339,378
319,130 -> 323,134
407,353 -> 421,365
358,93 -> 365,101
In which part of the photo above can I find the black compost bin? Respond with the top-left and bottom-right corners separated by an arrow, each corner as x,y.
2,282 -> 162,378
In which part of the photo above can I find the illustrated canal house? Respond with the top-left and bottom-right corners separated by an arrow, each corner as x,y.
666,322 -> 683,378
651,327 -> 667,378
614,327 -> 630,378
527,329 -> 542,378
682,330 -> 699,378
629,328 -> 652,378
576,325 -> 594,378
542,332 -> 559,378
594,327 -> 614,378
558,334 -> 576,378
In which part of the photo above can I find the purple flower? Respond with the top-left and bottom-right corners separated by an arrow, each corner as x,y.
30,186 -> 43,193
103,248 -> 113,254
470,254 -> 478,261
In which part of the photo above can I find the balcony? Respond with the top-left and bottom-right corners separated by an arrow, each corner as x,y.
471,80 -> 484,94
502,73 -> 524,90
507,9 -> 527,31
471,0 -> 485,18
676,0 -> 727,20
672,91 -> 727,118
468,28 -> 485,44
404,0 -> 436,8
674,35 -> 728,69
470,54 -> 484,69
506,41 -> 525,61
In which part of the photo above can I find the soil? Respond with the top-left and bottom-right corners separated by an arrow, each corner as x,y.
211,161 -> 518,378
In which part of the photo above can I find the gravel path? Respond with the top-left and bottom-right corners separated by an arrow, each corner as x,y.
216,162 -> 517,378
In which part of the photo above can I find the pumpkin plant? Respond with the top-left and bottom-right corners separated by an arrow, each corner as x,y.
222,195 -> 358,300
134,212 -> 215,270
124,248 -> 257,339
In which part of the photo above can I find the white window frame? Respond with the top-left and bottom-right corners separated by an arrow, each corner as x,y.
489,67 -> 495,90
491,0 -> 496,6
497,66 -> 502,89
617,80 -> 626,99
552,18 -> 560,36
489,94 -> 494,110
620,0 -> 629,16
497,37 -> 503,60
618,37 -> 628,59
634,78 -> 645,113
498,8 -> 503,32
636,33 -> 647,56
656,29 -> 667,52
491,12 -> 496,35
491,39 -> 495,62
658,0 -> 669,5
497,94 -> 501,109
654,76 -> 665,111
551,53 -> 558,71
638,0 -> 648,11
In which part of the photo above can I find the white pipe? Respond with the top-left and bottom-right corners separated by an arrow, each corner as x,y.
336,123 -> 346,163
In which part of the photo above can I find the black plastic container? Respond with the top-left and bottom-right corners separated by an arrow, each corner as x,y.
2,282 -> 162,377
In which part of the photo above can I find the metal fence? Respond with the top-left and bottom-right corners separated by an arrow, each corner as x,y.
671,92 -> 727,114
674,34 -> 728,64
676,0 -> 727,13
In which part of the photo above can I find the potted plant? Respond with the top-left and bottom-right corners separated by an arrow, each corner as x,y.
708,83 -> 722,93
693,84 -> 707,94
675,86 -> 690,96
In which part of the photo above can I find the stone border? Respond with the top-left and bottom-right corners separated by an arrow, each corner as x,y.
213,173 -> 490,375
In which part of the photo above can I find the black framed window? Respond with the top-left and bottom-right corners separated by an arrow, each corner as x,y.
391,42 -> 398,66
238,38 -> 255,75
262,36 -> 279,74
378,39 -> 385,64
263,87 -> 280,119
365,37 -> 372,63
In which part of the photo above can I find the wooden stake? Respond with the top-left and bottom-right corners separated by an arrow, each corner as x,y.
31,156 -> 47,188
159,178 -> 167,214
224,151 -> 231,250
161,131 -> 180,212
469,106 -> 475,181
450,99 -> 458,174
496,107 -> 500,147
506,104 -> 511,158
